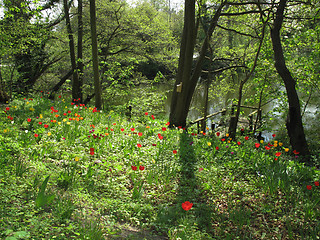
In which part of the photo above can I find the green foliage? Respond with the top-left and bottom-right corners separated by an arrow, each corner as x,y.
35,176 -> 55,209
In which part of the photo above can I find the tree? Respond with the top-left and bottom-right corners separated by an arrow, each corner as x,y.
270,0 -> 310,157
169,0 -> 225,127
89,0 -> 102,109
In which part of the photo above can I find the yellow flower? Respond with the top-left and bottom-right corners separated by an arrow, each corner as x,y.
80,117 -> 84,120
47,132 -> 52,136
29,107 -> 35,111
3,129 -> 9,133
274,143 -> 278,147
40,114 -> 43,119
207,142 -> 212,146
105,133 -> 109,136
146,126 -> 150,129
63,119 -> 67,122
65,106 -> 68,108
226,133 -> 229,137
200,131 -> 203,134
206,127 -> 209,130
274,140 -> 278,144
75,156 -> 79,162
279,142 -> 283,146
227,140 -> 231,143
67,122 -> 71,125
58,122 -> 61,125
285,148 -> 289,152
26,102 -> 29,104
260,140 -> 264,144
152,159 -> 156,164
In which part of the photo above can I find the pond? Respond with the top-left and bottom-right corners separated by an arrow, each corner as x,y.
108,80 -> 319,142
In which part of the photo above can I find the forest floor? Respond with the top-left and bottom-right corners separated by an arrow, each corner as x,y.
1,95 -> 320,240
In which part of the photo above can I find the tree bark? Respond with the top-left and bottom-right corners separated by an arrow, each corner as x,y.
169,1 -> 225,127
89,0 -> 102,110
63,0 -> 81,102
270,0 -> 310,157
77,0 -> 84,102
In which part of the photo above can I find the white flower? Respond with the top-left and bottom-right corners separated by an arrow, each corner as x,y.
25,130 -> 28,133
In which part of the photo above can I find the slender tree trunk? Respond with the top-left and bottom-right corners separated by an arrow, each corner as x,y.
169,1 -> 224,127
63,0 -> 81,102
77,0 -> 84,102
89,0 -> 102,109
270,0 -> 310,157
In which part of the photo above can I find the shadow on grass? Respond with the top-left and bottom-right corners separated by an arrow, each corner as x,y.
155,132 -> 214,237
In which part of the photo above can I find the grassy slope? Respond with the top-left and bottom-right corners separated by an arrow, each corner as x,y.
0,95 -> 319,240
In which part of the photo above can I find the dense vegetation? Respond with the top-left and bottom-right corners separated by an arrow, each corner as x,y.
0,0 -> 320,239
1,95 -> 319,239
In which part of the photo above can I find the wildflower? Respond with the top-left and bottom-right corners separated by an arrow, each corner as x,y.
315,181 -> 319,187
47,132 -> 52,136
226,133 -> 229,137
265,146 -> 271,150
75,156 -> 79,161
121,128 -> 124,132
138,132 -> 143,136
199,168 -> 204,172
44,124 -> 49,128
285,148 -> 289,152
131,128 -> 135,132
274,158 -> 278,161
189,141 -> 193,145
231,152 -> 234,155
39,114 -> 43,119
166,122 -> 170,126
5,107 -> 10,111
158,134 -> 163,140
139,165 -> 145,171
215,146 -> 219,150
293,150 -> 300,155
27,118 -> 32,122
151,115 -> 155,120
207,142 -> 211,146
307,185 -> 312,190
274,143 -> 278,147
255,143 -> 260,148
272,134 -> 276,138
131,166 -> 137,171
29,107 -> 34,111
173,150 -> 177,154
162,127 -> 167,131
145,112 -> 148,115
34,133 -> 39,137
38,122 -> 42,125
146,126 -> 150,129
182,201 -> 193,211
279,142 -> 283,146
221,138 -> 225,142
275,152 -> 281,157
152,144 -> 157,146
237,141 -> 241,145
260,140 -> 264,144
137,143 -> 142,148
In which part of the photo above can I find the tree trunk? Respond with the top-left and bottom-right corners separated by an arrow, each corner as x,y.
169,1 -> 224,127
77,0 -> 84,102
270,0 -> 310,157
63,0 -> 81,102
89,0 -> 102,110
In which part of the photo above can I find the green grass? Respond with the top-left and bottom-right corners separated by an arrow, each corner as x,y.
1,94 -> 320,240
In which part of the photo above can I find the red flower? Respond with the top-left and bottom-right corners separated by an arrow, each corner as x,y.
90,147 -> 94,152
5,107 -> 10,111
274,158 -> 278,161
199,168 -> 204,172
162,127 -> 167,131
90,151 -> 94,155
166,122 -> 170,126
38,122 -> 42,125
145,112 -> 148,115
293,150 -> 300,155
34,133 -> 39,137
139,165 -> 145,171
121,128 -> 124,132
272,134 -> 276,138
137,143 -> 142,148
265,146 -> 271,150
68,110 -> 71,114
275,152 -> 281,157
216,132 -> 220,137
307,185 -> 312,190
152,143 -> 157,146
58,95 -> 61,98
131,166 -> 137,171
255,143 -> 260,148
138,132 -> 143,136
237,141 -> 241,145
27,118 -> 31,122
158,134 -> 163,140
173,150 -> 177,154
315,181 -> 319,187
268,143 -> 273,147
215,146 -> 219,150
182,201 -> 193,211
113,123 -> 116,125
221,138 -> 225,142
151,115 -> 155,120
131,128 -> 135,132
44,124 -> 49,128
